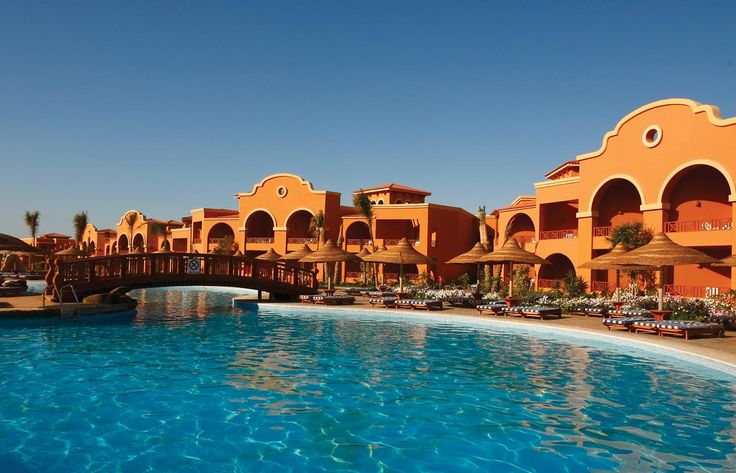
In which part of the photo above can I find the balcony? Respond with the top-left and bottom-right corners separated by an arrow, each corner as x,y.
287,237 -> 316,244
664,218 -> 733,233
664,284 -> 730,298
246,237 -> 275,244
539,229 -> 578,240
537,278 -> 562,289
383,239 -> 418,246
593,226 -> 613,237
346,238 -> 372,246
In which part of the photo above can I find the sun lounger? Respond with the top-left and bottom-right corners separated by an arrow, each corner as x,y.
519,306 -> 562,319
446,297 -> 483,308
313,295 -> 355,305
632,320 -> 724,340
395,299 -> 443,311
570,306 -> 611,317
476,303 -> 507,315
299,295 -> 316,303
367,291 -> 395,298
369,297 -> 397,308
603,316 -> 653,331
608,309 -> 651,318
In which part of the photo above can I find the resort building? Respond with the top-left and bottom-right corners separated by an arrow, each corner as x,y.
81,225 -> 117,256
21,233 -> 76,254
488,98 -> 736,296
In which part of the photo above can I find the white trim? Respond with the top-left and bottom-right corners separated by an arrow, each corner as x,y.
640,203 -> 670,211
586,174 -> 646,214
235,173 -> 327,197
656,159 -> 736,206
533,176 -> 580,189
642,125 -> 663,148
242,208 -> 278,229
576,211 -> 597,218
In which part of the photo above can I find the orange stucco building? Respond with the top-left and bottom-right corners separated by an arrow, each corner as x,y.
85,98 -> 735,295
489,98 -> 736,297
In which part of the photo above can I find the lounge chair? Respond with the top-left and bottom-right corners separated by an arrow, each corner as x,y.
313,295 -> 355,305
299,294 -> 316,303
367,291 -> 395,298
608,309 -> 651,318
632,320 -> 724,340
476,302 -> 507,316
603,315 -> 653,332
369,297 -> 397,308
447,297 -> 483,308
519,306 -> 562,319
570,306 -> 611,317
396,299 -> 443,311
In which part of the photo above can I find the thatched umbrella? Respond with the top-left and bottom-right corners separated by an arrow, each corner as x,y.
155,240 -> 171,254
300,239 -> 359,290
717,254 -> 736,267
280,244 -> 313,262
355,247 -> 373,285
0,233 -> 39,253
363,238 -> 434,293
1,253 -> 27,272
477,238 -> 548,300
256,248 -> 282,262
579,243 -> 656,302
233,250 -> 244,256
447,242 -> 491,284
55,246 -> 85,258
613,232 -> 719,311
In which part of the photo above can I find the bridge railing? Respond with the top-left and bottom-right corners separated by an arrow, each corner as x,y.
49,253 -> 317,299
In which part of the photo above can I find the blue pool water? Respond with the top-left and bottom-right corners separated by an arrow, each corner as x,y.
1,287 -> 735,472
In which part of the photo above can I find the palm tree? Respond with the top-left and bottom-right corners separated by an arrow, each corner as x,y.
333,223 -> 344,284
309,211 -> 327,282
73,211 -> 88,252
149,222 -> 168,251
477,205 -> 492,289
214,235 -> 234,255
24,210 -> 40,246
353,192 -> 378,287
124,211 -> 139,253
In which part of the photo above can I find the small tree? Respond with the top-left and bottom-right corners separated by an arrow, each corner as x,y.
149,222 -> 168,251
563,270 -> 588,298
214,235 -> 234,255
608,222 -> 655,292
24,210 -> 40,246
477,205 -> 492,290
73,211 -> 88,249
124,212 -> 139,253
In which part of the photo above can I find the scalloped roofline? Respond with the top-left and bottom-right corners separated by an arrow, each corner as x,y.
577,98 -> 736,161
116,209 -> 148,227
234,173 -> 329,197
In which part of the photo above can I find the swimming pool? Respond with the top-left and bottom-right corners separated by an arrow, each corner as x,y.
1,287 -> 735,472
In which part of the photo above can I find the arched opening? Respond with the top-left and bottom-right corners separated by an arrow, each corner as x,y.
538,253 -> 575,289
117,235 -> 128,253
345,221 -> 371,246
207,223 -> 236,252
377,200 -> 384,205
662,165 -> 732,232
286,210 -> 315,244
88,241 -> 96,256
245,211 -> 275,243
132,233 -> 145,252
592,179 -> 642,236
506,213 -> 535,248
81,241 -> 88,254
105,244 -> 111,256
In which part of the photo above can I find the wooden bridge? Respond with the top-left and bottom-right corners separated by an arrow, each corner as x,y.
46,253 -> 318,302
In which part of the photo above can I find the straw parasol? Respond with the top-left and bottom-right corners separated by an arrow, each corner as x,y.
355,247 -> 373,285
447,242 -> 491,283
233,250 -> 244,256
280,244 -> 313,261
363,238 -> 434,293
717,254 -> 736,267
477,238 -> 548,300
155,240 -> 171,253
55,246 -> 85,257
300,239 -> 359,290
612,232 -> 719,311
256,248 -> 282,262
0,233 -> 40,253
579,243 -> 656,302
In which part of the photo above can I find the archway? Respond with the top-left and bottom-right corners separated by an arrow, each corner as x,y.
538,253 -> 575,288
81,241 -> 88,254
591,178 -> 642,235
132,233 -> 145,252
661,165 -> 732,232
345,221 -> 371,246
207,223 -> 236,251
117,235 -> 128,253
286,210 -> 315,243
506,213 -> 535,247
245,211 -> 276,242
88,241 -> 96,256
105,244 -> 111,256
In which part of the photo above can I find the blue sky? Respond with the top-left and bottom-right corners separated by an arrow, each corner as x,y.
2,1 -> 735,237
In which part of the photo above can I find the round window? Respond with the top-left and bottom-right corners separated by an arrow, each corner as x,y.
642,125 -> 662,148
276,186 -> 288,198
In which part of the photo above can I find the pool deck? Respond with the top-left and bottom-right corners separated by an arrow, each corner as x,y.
240,298 -> 736,370
0,294 -> 135,319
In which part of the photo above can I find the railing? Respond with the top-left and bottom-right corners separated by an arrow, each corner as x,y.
539,229 -> 578,240
48,253 -> 317,301
537,278 -> 562,289
591,281 -> 616,293
287,238 -> 317,244
593,226 -> 613,237
664,284 -> 730,299
383,239 -> 418,246
246,237 -> 275,244
346,239 -> 372,246
664,218 -> 733,233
